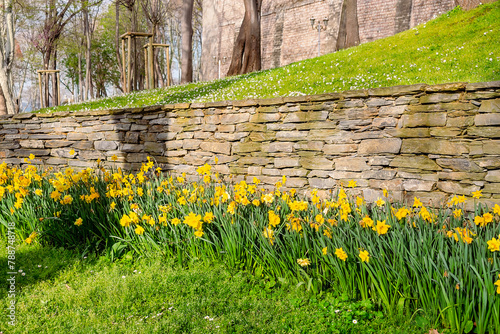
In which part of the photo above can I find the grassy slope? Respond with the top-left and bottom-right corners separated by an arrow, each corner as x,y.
0,243 -> 423,334
41,2 -> 500,114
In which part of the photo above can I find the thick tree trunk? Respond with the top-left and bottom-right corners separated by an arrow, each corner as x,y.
181,0 -> 194,84
84,6 -> 93,100
0,83 -> 6,115
336,0 -> 359,51
0,0 -> 16,114
227,0 -> 261,77
395,0 -> 413,34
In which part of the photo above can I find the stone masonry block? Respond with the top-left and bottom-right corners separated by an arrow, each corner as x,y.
358,138 -> 402,155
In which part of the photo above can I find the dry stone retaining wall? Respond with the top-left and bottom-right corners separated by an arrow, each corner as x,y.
1,81 -> 500,208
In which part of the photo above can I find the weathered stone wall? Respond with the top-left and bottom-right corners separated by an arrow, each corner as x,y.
2,81 -> 500,208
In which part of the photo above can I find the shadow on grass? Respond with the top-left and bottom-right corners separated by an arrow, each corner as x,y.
0,242 -> 91,298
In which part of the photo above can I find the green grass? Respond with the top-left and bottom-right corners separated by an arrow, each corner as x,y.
40,2 -> 500,114
0,242 -> 424,333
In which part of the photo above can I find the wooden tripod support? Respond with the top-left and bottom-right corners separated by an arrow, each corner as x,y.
142,43 -> 171,89
37,70 -> 61,108
120,32 -> 154,94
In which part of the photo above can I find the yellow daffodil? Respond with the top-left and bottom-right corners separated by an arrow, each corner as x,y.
348,180 -> 357,188
135,225 -> 145,235
228,201 -> 236,214
395,207 -> 410,220
262,193 -> 274,204
322,247 -> 328,256
268,210 -> 280,227
297,258 -> 311,267
375,198 -> 385,207
472,190 -> 482,199
413,197 -> 423,208
263,227 -> 274,245
203,212 -> 214,223
359,249 -> 370,263
335,248 -> 348,261
474,216 -> 486,227
359,216 -> 374,228
493,204 -> 500,216
494,274 -> 500,294
374,220 -> 391,235
120,214 -> 132,227
74,218 -> 83,226
487,237 -> 500,252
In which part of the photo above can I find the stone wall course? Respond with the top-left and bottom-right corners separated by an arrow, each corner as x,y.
2,81 -> 500,208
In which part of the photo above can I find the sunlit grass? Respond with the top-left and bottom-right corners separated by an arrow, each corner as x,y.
40,2 -> 500,114
0,242 -> 423,333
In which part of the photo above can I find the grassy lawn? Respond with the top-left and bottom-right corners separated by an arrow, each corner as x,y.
0,242 -> 423,334
39,2 -> 500,114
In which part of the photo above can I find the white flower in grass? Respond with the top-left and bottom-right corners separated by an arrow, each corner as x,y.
352,319 -> 358,324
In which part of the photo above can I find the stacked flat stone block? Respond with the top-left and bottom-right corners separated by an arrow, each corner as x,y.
1,81 -> 500,209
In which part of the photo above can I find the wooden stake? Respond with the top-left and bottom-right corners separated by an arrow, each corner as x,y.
148,36 -> 154,89
166,46 -> 170,87
38,72 -> 43,108
56,71 -> 61,106
122,38 -> 126,93
144,47 -> 149,90
127,35 -> 132,93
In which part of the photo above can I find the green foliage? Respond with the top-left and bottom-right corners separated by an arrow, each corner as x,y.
40,2 -> 500,113
1,159 -> 500,333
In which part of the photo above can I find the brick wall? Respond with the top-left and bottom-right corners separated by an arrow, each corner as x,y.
200,0 -> 484,81
2,81 -> 500,209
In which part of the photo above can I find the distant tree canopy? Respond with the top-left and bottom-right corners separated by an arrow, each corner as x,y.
9,0 -> 202,110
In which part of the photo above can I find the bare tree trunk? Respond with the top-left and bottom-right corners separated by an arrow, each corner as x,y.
0,83 -> 6,115
131,7 -> 138,91
153,24 -> 164,87
84,5 -> 93,100
336,0 -> 359,51
78,52 -> 83,101
43,49 -> 51,107
51,49 -> 58,106
0,0 -> 16,114
395,0 -> 413,34
227,0 -> 262,76
115,0 -> 124,92
181,0 -> 194,83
